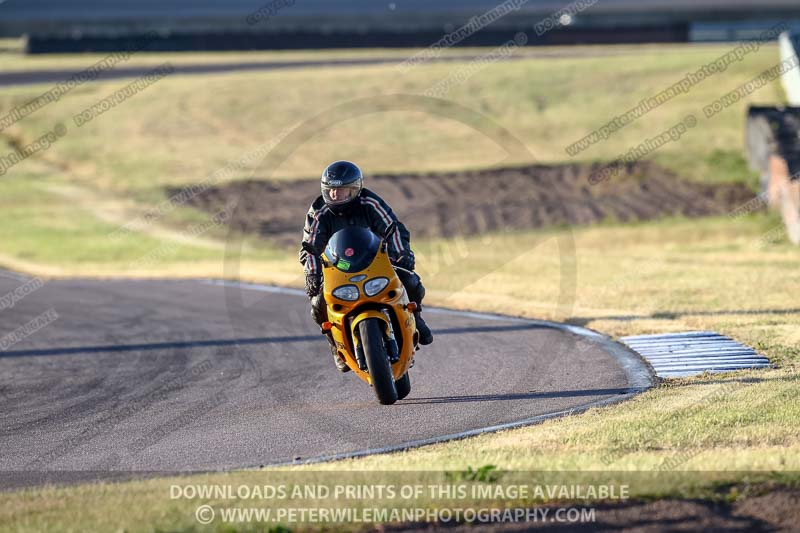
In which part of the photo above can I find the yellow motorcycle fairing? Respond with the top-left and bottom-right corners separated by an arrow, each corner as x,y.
322,242 -> 417,384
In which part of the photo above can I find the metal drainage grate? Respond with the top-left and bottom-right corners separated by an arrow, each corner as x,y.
619,331 -> 770,378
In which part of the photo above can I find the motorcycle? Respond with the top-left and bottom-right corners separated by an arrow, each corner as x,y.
318,225 -> 420,405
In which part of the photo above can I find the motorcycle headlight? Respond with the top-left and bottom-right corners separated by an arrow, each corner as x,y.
364,277 -> 389,297
332,284 -> 359,301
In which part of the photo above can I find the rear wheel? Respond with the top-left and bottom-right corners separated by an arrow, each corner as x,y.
395,372 -> 411,400
359,318 -> 398,405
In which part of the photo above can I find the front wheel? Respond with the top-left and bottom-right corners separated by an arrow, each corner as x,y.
359,318 -> 398,405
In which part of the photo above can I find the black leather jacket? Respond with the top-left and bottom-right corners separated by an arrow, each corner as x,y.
299,188 -> 411,278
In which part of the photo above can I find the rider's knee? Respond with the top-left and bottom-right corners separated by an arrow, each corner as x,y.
399,270 -> 425,304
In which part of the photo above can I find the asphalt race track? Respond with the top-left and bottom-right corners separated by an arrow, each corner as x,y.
0,272 -> 652,489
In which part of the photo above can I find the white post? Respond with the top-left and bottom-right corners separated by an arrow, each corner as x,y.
779,31 -> 800,105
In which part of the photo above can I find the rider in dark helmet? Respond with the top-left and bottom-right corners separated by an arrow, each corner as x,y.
299,160 -> 433,372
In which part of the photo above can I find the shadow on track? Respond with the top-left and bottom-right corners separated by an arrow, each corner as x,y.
0,335 -> 320,358
0,324 -> 548,358
398,387 -> 634,405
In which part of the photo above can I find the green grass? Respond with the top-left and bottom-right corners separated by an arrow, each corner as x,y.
1,42 -> 780,192
0,173 -> 290,279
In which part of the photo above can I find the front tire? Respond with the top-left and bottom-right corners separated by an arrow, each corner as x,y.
359,318 -> 398,405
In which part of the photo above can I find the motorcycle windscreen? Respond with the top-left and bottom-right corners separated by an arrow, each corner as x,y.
323,227 -> 381,273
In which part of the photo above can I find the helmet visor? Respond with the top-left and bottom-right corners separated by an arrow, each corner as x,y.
322,180 -> 361,206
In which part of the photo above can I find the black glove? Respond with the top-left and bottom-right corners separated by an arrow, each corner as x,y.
305,273 -> 322,298
392,250 -> 415,271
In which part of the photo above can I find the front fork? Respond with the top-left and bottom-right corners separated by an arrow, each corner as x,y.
381,309 -> 400,363
351,310 -> 399,371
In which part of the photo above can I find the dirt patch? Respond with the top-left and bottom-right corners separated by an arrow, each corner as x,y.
178,161 -> 757,247
377,488 -> 800,532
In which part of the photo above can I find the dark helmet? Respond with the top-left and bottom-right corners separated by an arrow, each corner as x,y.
321,160 -> 363,214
